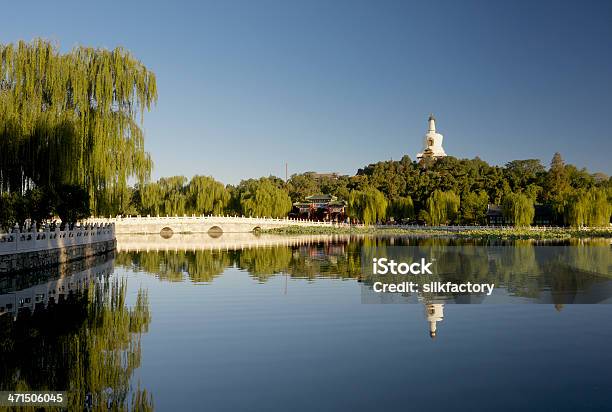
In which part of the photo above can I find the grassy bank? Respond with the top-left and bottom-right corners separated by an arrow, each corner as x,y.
262,225 -> 612,240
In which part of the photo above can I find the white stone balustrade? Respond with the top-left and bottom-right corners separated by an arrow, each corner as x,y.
84,215 -> 351,235
0,224 -> 115,256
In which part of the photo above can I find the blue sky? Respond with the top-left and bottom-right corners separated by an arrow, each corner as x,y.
4,0 -> 612,183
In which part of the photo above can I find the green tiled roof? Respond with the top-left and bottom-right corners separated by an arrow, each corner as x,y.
305,194 -> 335,201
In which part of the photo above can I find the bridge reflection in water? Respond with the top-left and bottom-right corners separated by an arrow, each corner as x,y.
115,232 -> 355,252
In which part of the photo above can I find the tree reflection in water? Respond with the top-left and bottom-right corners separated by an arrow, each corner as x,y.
115,237 -> 611,303
0,276 -> 153,411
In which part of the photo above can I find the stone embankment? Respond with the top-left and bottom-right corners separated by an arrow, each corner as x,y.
0,223 -> 116,273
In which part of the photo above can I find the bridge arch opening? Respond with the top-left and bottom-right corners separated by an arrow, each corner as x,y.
252,226 -> 262,236
208,226 -> 223,238
160,227 -> 174,239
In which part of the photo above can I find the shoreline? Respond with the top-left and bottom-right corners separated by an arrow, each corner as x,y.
262,225 -> 612,240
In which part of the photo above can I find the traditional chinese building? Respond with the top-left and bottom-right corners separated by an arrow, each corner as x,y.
291,194 -> 347,222
310,172 -> 340,181
486,204 -> 555,226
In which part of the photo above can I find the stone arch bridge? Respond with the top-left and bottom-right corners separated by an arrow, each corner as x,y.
86,216 -> 344,236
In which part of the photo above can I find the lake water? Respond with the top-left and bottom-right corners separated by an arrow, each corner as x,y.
1,234 -> 611,411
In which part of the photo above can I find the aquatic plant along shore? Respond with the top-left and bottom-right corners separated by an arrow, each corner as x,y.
263,225 -> 612,239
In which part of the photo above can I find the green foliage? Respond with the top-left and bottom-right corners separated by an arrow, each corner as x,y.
285,172 -> 353,203
460,191 -> 489,225
55,184 -> 91,225
287,172 -> 321,202
387,196 -> 414,222
0,39 -> 156,216
140,176 -> 188,216
23,187 -> 56,224
239,178 -> 293,218
502,192 -> 535,227
0,192 -> 20,230
136,176 -> 291,218
504,159 -> 545,190
348,187 -> 387,225
188,175 -> 230,215
426,190 -> 460,225
0,184 -> 89,229
264,225 -> 612,239
565,188 -> 611,227
358,156 -> 507,209
544,153 -> 572,214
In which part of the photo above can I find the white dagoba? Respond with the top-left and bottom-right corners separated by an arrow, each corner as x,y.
416,114 -> 447,160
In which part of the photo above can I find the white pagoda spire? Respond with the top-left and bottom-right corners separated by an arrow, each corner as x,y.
417,113 -> 447,160
428,113 -> 436,133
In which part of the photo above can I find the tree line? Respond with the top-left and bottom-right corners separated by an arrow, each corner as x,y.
106,152 -> 610,228
125,175 -> 293,219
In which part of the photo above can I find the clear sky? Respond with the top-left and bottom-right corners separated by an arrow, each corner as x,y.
4,0 -> 612,183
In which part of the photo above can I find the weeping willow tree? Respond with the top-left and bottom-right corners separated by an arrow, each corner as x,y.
502,192 -> 535,227
239,178 -> 292,218
188,175 -> 230,215
387,196 -> 414,222
348,187 -> 387,225
0,39 -> 157,216
565,188 -> 611,227
425,190 -> 460,225
138,175 -> 230,217
140,176 -> 188,216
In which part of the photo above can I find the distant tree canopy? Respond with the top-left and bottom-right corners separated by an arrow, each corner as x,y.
348,187 -> 387,225
138,175 -> 231,217
135,175 -> 292,219
502,192 -> 535,227
123,153 -> 611,227
238,178 -> 293,218
188,176 -> 230,215
460,191 -> 489,225
0,39 -> 157,216
140,176 -> 189,216
565,187 -> 611,227
424,190 -> 460,226
387,196 -> 414,222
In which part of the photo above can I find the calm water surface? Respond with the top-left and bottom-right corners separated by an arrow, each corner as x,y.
1,235 -> 611,411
